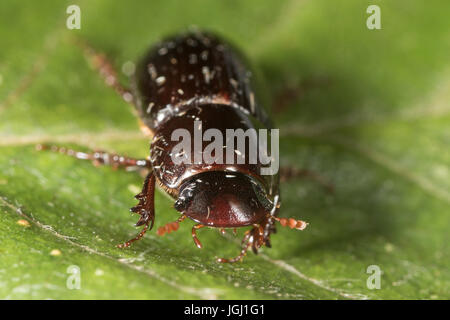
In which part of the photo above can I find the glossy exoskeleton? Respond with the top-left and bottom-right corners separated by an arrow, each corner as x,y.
38,30 -> 309,263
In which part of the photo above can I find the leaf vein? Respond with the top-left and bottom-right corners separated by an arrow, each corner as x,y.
259,254 -> 370,300
0,196 -> 220,299
324,136 -> 450,204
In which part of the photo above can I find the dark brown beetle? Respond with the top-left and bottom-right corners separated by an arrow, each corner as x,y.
38,30 -> 309,262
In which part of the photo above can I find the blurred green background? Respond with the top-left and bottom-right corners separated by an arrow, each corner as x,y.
0,0 -> 448,299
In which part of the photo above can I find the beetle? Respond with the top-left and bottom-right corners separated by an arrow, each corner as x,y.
38,30 -> 312,263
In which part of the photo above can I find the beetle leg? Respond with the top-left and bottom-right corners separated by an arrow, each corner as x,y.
216,229 -> 253,263
156,215 -> 186,236
117,172 -> 156,248
76,38 -> 135,106
280,167 -> 334,193
36,144 -> 151,171
217,215 -> 279,263
191,224 -> 205,249
116,222 -> 150,249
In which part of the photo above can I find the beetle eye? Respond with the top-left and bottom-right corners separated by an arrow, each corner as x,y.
250,178 -> 273,211
174,182 -> 196,211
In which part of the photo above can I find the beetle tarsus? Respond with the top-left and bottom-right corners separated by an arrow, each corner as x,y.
192,224 -> 205,249
216,242 -> 251,263
217,229 -> 253,263
117,221 -> 150,248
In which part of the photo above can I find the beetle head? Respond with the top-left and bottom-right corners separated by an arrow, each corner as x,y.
174,171 -> 273,228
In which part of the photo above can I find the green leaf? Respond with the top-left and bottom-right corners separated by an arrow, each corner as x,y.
0,0 -> 448,299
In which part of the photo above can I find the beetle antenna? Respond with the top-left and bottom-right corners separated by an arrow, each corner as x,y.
272,216 -> 308,230
157,215 -> 186,236
74,37 -> 135,106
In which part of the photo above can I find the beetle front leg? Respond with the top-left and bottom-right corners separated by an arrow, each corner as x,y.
118,172 -> 156,248
36,144 -> 151,171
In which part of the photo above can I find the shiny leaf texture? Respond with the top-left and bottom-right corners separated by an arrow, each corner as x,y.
0,0 -> 449,299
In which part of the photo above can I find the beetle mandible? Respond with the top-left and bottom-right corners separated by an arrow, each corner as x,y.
38,30 -> 312,263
